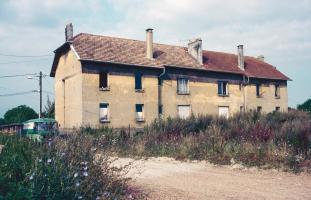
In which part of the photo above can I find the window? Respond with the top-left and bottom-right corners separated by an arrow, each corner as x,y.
218,81 -> 229,96
275,107 -> 280,112
178,105 -> 190,119
275,84 -> 280,98
135,73 -> 143,90
99,103 -> 109,122
177,78 -> 189,94
257,106 -> 262,113
240,106 -> 244,113
99,72 -> 109,90
219,106 -> 229,119
136,104 -> 144,121
256,84 -> 262,97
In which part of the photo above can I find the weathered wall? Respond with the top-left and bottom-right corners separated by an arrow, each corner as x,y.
245,81 -> 288,113
54,49 -> 82,128
81,64 -> 160,128
161,68 -> 243,118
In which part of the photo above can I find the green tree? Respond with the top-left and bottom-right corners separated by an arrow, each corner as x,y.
42,96 -> 55,118
0,118 -> 5,125
297,99 -> 311,115
4,105 -> 38,124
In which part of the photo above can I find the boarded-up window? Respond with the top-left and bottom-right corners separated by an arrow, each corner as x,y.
219,106 -> 229,119
256,84 -> 261,97
135,73 -> 142,90
99,72 -> 108,88
99,103 -> 109,122
275,84 -> 280,98
218,81 -> 228,96
177,78 -> 189,94
136,104 -> 144,121
178,105 -> 190,119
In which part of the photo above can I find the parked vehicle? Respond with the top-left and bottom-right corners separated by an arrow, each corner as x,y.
22,118 -> 58,141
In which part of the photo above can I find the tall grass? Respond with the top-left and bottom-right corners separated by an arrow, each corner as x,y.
0,133 -> 133,199
87,110 -> 311,172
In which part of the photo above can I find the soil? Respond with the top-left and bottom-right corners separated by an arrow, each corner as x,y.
116,157 -> 311,200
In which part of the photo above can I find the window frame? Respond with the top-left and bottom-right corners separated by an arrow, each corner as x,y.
135,104 -> 145,122
275,84 -> 280,99
99,103 -> 110,123
99,72 -> 110,91
177,78 -> 190,95
218,81 -> 229,96
135,73 -> 144,92
177,105 -> 191,119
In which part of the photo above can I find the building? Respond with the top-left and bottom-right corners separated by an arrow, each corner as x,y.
50,23 -> 290,129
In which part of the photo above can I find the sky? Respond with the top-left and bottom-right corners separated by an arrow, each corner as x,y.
0,0 -> 310,117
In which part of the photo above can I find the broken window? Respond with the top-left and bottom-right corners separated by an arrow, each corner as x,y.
99,103 -> 109,122
135,73 -> 142,90
275,84 -> 280,98
136,104 -> 144,121
177,78 -> 189,94
218,81 -> 229,96
99,72 -> 108,89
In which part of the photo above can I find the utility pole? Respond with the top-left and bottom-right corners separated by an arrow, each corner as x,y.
39,71 -> 42,118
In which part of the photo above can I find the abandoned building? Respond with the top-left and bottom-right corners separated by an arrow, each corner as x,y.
50,23 -> 290,128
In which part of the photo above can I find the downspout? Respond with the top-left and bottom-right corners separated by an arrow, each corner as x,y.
158,67 -> 166,118
243,75 -> 250,112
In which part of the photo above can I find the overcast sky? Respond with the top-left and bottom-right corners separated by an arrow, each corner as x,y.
0,0 -> 310,117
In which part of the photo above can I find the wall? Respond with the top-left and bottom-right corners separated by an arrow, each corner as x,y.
245,80 -> 288,113
81,63 -> 160,128
54,49 -> 83,128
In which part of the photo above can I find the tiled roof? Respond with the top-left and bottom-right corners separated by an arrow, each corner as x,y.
51,33 -> 290,80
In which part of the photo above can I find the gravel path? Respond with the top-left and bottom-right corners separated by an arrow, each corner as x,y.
117,157 -> 311,200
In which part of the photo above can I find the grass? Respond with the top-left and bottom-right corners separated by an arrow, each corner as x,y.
0,133 -> 135,199
82,110 -> 311,172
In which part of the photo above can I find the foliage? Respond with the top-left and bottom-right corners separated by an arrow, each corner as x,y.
91,110 -> 311,172
298,98 -> 311,115
42,96 -> 55,118
3,105 -> 37,124
0,118 -> 5,125
0,134 -> 132,199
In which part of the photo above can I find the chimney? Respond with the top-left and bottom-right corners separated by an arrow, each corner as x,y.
256,55 -> 265,62
237,45 -> 244,70
188,38 -> 203,64
65,23 -> 73,41
146,28 -> 153,59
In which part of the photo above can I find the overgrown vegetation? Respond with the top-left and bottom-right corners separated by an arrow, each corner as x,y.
0,134 -> 133,199
85,110 -> 311,172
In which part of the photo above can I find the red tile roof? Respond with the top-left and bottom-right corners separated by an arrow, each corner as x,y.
51,33 -> 290,80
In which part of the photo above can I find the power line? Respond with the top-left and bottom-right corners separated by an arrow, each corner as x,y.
0,53 -> 52,58
0,90 -> 37,97
0,73 -> 37,78
0,58 -> 51,65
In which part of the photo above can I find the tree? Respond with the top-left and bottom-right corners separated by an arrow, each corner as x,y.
0,118 -> 5,125
297,99 -> 311,115
43,96 -> 55,118
4,105 -> 38,124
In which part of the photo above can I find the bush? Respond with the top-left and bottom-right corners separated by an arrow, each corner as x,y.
0,134 -> 131,199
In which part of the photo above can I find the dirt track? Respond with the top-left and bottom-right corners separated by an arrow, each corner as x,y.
118,157 -> 311,200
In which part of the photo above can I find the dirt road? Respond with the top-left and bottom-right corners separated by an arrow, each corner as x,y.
118,157 -> 311,200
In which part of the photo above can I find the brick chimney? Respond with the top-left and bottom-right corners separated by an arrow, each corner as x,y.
237,45 -> 245,70
188,38 -> 203,65
65,23 -> 73,41
146,28 -> 153,59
